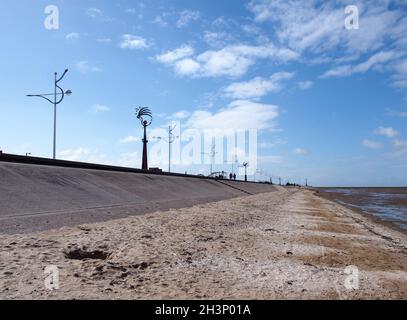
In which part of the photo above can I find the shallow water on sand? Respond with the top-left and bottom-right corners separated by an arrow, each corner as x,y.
320,188 -> 407,230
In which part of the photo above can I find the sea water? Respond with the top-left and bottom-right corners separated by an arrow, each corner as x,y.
321,188 -> 407,230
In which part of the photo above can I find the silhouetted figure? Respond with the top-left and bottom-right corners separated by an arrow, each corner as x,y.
229,173 -> 233,180
233,173 -> 236,180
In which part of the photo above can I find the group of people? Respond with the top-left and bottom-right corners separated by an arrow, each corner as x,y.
229,173 -> 237,180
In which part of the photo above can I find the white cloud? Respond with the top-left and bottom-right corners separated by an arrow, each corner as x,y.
374,126 -> 400,138
259,139 -> 286,149
392,139 -> 407,156
76,61 -> 103,74
66,32 -> 79,40
246,1 -> 407,89
152,15 -> 168,27
120,34 -> 149,50
59,148 -> 140,167
293,148 -> 310,156
177,10 -> 200,28
174,59 -> 201,76
388,109 -> 407,117
392,80 -> 407,88
223,72 -> 295,99
298,80 -> 313,90
248,1 -> 403,55
393,139 -> 407,148
92,105 -> 110,113
203,31 -> 234,47
156,45 -> 194,64
86,8 -> 104,19
125,8 -> 136,14
97,38 -> 112,44
197,45 -> 298,78
395,60 -> 407,75
258,155 -> 284,164
157,44 -> 298,78
185,100 -> 279,131
118,135 -> 139,144
116,152 -> 139,168
58,148 -> 108,164
170,110 -> 190,120
322,50 -> 403,78
362,139 -> 382,149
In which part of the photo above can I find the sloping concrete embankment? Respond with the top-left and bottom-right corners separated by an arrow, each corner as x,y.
0,162 -> 276,234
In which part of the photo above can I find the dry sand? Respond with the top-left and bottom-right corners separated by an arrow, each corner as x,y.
0,187 -> 406,300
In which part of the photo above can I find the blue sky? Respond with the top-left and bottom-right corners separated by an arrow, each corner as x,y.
0,0 -> 407,186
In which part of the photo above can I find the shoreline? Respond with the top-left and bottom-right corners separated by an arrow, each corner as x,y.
315,188 -> 407,235
0,188 -> 406,300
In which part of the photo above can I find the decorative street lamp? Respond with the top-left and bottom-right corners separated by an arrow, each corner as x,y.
27,69 -> 72,160
201,143 -> 217,176
240,161 -> 249,182
153,124 -> 178,173
136,107 -> 153,170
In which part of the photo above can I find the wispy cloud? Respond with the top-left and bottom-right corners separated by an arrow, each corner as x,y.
185,100 -> 279,131
152,15 -> 168,27
66,32 -> 79,40
293,148 -> 310,156
258,155 -> 284,164
118,135 -> 139,144
120,34 -> 149,50
59,147 -> 108,164
223,72 -> 295,99
362,139 -> 382,149
248,0 -> 404,55
92,105 -> 110,113
169,110 -> 191,120
248,1 -> 407,89
387,109 -> 407,117
96,38 -> 112,44
322,50 -> 404,78
203,31 -> 235,47
177,10 -> 200,28
76,61 -> 103,74
298,80 -> 313,90
393,139 -> 407,148
157,44 -> 298,78
156,45 -> 194,64
392,139 -> 407,156
374,126 -> 400,138
86,8 -> 102,18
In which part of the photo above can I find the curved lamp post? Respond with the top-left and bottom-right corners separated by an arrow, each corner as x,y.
242,162 -> 249,182
27,69 -> 72,159
153,124 -> 178,173
201,143 -> 217,176
136,107 -> 153,170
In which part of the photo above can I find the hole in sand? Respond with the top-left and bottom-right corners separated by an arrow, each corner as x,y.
65,248 -> 110,261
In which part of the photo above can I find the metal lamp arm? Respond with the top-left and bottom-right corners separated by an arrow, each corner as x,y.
28,94 -> 54,104
56,69 -> 68,84
55,83 -> 65,105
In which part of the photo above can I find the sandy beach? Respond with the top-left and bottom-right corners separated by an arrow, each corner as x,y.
0,187 -> 406,300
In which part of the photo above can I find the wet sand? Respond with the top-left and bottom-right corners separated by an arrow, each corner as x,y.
317,188 -> 407,234
0,188 -> 406,300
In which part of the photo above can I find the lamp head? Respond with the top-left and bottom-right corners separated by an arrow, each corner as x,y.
65,89 -> 72,96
